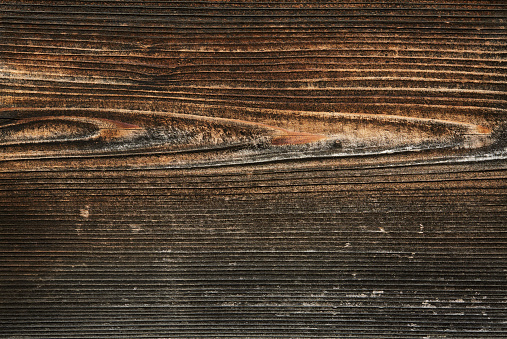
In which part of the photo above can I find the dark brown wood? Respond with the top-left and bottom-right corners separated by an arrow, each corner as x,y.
1,1 -> 506,337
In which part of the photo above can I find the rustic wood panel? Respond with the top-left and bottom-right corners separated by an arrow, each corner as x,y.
1,0 -> 506,337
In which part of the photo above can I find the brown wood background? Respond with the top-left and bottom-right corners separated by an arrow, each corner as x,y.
1,1 -> 506,337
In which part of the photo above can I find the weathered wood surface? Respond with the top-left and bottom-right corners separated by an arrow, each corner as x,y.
0,1 -> 506,337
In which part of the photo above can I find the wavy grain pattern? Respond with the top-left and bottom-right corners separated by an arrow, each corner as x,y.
0,1 -> 506,338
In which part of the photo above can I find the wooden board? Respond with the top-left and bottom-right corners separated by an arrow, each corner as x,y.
1,1 -> 506,337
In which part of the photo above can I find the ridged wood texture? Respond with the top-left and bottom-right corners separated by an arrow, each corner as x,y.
1,1 -> 506,338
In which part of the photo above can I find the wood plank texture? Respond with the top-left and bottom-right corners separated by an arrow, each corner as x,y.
1,0 -> 506,337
